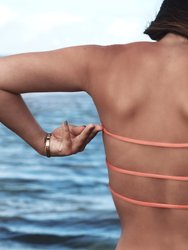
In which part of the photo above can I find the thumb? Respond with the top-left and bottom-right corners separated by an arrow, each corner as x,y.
58,121 -> 72,152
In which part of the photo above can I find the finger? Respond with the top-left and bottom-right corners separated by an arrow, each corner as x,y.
76,124 -> 95,144
85,128 -> 101,144
68,123 -> 102,136
94,124 -> 103,130
69,125 -> 86,136
74,127 -> 101,152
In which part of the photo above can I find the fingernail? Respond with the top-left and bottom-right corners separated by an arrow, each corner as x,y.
64,120 -> 68,126
90,124 -> 95,129
96,125 -> 103,130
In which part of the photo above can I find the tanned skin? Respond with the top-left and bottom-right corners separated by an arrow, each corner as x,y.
1,32 -> 188,249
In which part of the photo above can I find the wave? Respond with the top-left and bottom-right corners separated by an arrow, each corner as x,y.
7,233 -> 117,249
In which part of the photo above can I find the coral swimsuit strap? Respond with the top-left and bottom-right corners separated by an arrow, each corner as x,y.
106,159 -> 188,181
102,125 -> 188,209
108,184 -> 188,209
102,126 -> 188,148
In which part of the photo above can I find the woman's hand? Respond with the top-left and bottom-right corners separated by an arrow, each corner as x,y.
46,121 -> 103,157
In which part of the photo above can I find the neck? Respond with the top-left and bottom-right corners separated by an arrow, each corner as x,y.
158,33 -> 188,45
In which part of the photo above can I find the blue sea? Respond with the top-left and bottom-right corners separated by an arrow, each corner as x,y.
0,92 -> 120,250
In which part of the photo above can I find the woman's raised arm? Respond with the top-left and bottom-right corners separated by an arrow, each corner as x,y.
0,45 -> 103,156
0,45 -> 102,93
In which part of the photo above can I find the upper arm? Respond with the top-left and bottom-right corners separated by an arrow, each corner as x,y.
0,45 -> 102,94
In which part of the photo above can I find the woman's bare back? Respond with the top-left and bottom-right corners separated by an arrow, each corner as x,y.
87,39 -> 188,249
1,32 -> 188,249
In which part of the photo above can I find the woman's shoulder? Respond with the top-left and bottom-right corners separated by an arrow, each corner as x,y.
106,40 -> 155,49
101,41 -> 156,57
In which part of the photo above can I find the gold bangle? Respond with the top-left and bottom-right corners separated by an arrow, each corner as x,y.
44,133 -> 52,157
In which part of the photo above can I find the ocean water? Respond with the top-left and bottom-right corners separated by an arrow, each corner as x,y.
0,92 -> 120,250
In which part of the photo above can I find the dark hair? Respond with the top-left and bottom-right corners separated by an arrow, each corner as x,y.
144,0 -> 188,41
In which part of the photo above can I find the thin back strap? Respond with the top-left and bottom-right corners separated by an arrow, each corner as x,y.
102,126 -> 188,148
109,184 -> 188,209
106,159 -> 188,181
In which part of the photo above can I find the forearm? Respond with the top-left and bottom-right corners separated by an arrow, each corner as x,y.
0,89 -> 47,155
0,46 -> 91,156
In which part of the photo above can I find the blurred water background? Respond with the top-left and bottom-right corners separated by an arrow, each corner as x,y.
0,92 -> 120,250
